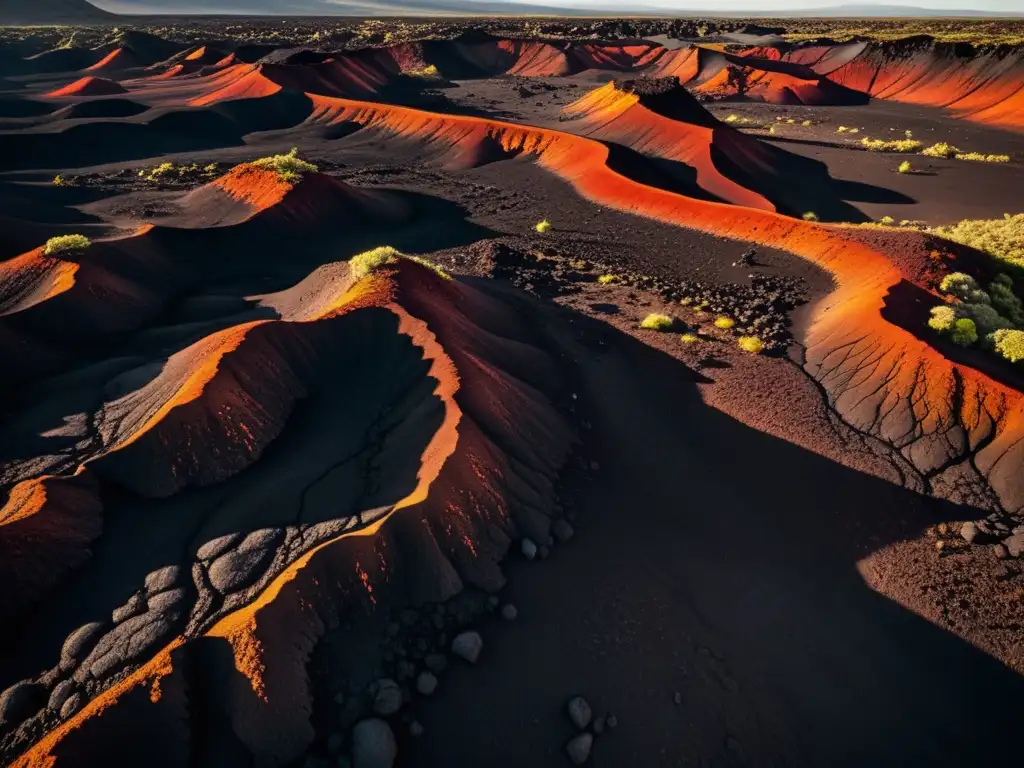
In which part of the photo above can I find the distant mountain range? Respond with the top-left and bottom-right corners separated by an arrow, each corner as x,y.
0,0 -> 113,24
2,0 -> 1021,25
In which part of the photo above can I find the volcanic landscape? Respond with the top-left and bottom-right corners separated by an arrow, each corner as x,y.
1,14 -> 1023,768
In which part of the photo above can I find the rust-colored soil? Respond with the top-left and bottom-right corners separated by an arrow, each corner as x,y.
1,22 -> 1022,768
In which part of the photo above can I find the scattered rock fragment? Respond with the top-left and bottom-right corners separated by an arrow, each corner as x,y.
147,587 -> 187,612
59,621 -> 106,671
566,732 -> 594,765
452,631 -> 483,663
606,714 -> 618,729
521,538 -> 538,560
60,693 -> 83,719
1005,533 -> 1024,558
552,519 -> 575,543
144,565 -> 180,593
196,532 -> 242,561
47,680 -> 77,713
593,716 -> 606,735
0,680 -> 46,727
416,671 -> 438,696
960,522 -> 980,544
409,720 -> 424,737
567,696 -> 592,729
501,603 -> 518,620
351,718 -> 397,768
369,679 -> 402,716
208,527 -> 283,593
673,692 -> 682,705
111,593 -> 146,624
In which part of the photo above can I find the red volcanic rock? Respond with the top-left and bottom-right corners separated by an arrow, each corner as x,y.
44,76 -> 127,98
11,255 -> 574,767
562,80 -> 776,210
301,96 -> 1024,517
0,472 -> 102,622
752,40 -> 1024,131
177,165 -> 408,229
85,47 -> 141,74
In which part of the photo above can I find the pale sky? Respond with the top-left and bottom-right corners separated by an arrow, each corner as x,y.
514,0 -> 1020,8
92,0 -> 1024,13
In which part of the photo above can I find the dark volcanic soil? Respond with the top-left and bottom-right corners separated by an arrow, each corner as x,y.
408,300 -> 1023,767
1,17 -> 1023,768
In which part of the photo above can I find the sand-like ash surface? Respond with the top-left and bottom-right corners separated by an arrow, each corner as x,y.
0,18 -> 1023,768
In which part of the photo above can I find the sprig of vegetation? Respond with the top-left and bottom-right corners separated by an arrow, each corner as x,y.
950,318 -> 978,346
991,329 -> 1024,363
43,234 -> 90,256
640,313 -> 674,330
737,336 -> 765,354
251,147 -> 318,184
597,274 -> 619,285
860,137 -> 923,153
535,219 -> 552,234
931,214 -> 1024,272
349,246 -> 400,279
713,316 -> 735,329
898,160 -> 912,174
954,152 -> 1010,163
928,271 -> 1024,367
349,246 -> 450,280
136,161 -> 222,184
921,142 -> 960,159
404,64 -> 440,78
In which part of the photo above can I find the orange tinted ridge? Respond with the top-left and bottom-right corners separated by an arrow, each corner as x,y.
303,95 -> 1024,512
11,263 -> 467,766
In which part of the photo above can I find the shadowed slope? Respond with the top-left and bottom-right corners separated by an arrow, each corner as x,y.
694,49 -> 871,106
304,96 -> 1024,515
5,256 -> 573,766
563,79 -> 777,210
0,167 -> 407,386
44,77 -> 127,99
63,36 -> 1024,134
755,40 -> 1024,131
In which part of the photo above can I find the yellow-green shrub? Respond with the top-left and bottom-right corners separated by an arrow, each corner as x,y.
931,214 -> 1024,271
43,234 -> 90,256
251,147 -> 317,184
640,313 -> 673,330
680,332 -> 700,344
921,142 -> 960,159
737,336 -> 765,354
405,64 -> 440,78
991,328 -> 1024,363
535,220 -> 552,234
950,318 -> 978,346
713,316 -> 735,329
861,137 -> 922,153
954,152 -> 1010,163
928,305 -> 957,332
597,274 -> 619,285
349,246 -> 401,279
939,272 -> 989,303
